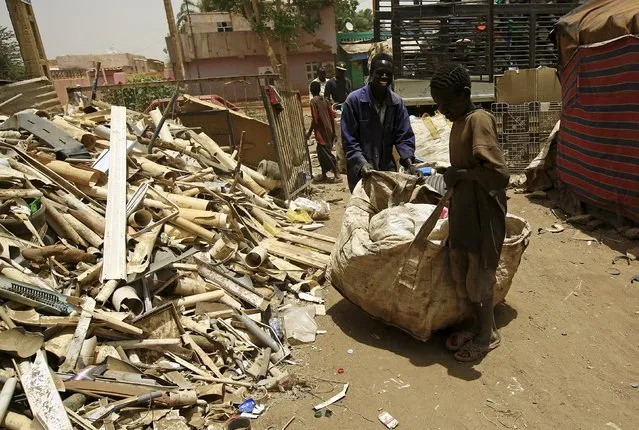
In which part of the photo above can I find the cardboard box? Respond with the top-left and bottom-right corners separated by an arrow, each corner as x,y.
496,67 -> 562,104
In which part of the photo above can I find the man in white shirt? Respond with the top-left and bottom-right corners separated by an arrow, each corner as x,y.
309,66 -> 327,98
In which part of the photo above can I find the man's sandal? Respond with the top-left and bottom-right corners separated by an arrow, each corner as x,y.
445,331 -> 475,352
454,338 -> 501,362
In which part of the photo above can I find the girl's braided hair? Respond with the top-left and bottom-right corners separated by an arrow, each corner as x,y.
430,63 -> 471,92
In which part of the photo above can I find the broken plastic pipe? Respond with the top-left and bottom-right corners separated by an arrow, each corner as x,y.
128,209 -> 153,229
245,246 -> 268,269
0,378 -> 17,424
111,286 -> 144,315
233,311 -> 280,352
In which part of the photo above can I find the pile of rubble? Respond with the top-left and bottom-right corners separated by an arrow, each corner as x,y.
0,99 -> 333,429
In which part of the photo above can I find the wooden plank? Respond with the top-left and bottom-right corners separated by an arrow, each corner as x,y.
18,351 -> 73,430
90,309 -> 143,336
182,333 -> 224,379
64,380 -> 158,398
197,261 -> 269,311
269,256 -> 306,283
283,226 -> 337,244
275,231 -> 334,254
101,105 -> 128,283
262,238 -> 329,269
59,297 -> 95,373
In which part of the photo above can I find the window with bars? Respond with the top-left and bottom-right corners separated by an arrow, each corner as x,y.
305,62 -> 320,81
216,21 -> 233,32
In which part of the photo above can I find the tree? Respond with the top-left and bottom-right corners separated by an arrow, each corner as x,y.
0,26 -> 25,81
200,0 -> 332,89
352,8 -> 373,32
334,0 -> 358,31
176,0 -> 199,32
334,1 -> 372,32
102,74 -> 175,112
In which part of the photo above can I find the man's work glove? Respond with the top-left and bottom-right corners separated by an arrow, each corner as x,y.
400,157 -> 422,177
360,163 -> 374,178
443,167 -> 468,188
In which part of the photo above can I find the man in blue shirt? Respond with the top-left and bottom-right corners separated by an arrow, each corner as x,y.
341,53 -> 416,191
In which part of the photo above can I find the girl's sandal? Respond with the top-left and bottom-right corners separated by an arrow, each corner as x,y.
445,331 -> 475,352
454,338 -> 501,362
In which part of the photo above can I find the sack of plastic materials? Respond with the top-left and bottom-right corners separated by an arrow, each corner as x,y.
328,171 -> 531,340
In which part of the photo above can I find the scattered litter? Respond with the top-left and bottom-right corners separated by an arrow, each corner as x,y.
378,411 -> 399,429
563,280 -> 583,301
298,291 -> 325,304
385,377 -> 410,390
238,399 -> 257,414
631,383 -> 639,389
612,255 -> 632,265
347,348 -> 354,354
313,383 -> 349,410
290,197 -> 330,220
632,274 -> 639,284
538,224 -> 565,234
507,377 -> 524,395
607,268 -> 621,276
283,305 -> 318,343
337,368 -> 344,374
572,231 -> 598,242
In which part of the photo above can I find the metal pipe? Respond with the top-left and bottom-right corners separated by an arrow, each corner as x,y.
147,87 -> 179,153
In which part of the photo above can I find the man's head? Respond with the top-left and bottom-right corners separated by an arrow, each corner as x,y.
335,61 -> 347,79
310,81 -> 321,97
369,53 -> 394,93
317,67 -> 327,81
430,63 -> 472,122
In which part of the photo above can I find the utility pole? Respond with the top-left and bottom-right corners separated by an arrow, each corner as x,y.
5,0 -> 50,79
163,0 -> 187,81
184,0 -> 203,94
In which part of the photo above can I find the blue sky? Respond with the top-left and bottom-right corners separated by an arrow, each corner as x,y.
0,0 -> 373,61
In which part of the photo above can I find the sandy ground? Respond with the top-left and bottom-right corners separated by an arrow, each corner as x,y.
250,144 -> 639,430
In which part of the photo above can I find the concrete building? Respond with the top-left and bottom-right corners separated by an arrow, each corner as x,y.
166,7 -> 337,98
49,53 -> 165,104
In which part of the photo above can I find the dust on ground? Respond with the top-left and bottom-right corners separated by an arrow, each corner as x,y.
254,138 -> 639,430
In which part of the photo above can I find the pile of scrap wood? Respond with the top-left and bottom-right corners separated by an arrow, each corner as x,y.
0,100 -> 334,429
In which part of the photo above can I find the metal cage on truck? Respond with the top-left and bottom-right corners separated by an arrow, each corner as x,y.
374,0 -> 583,81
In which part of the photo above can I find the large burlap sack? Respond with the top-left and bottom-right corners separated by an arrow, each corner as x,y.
328,171 -> 531,341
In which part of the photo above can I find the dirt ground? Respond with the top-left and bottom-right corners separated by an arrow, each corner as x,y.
252,145 -> 639,430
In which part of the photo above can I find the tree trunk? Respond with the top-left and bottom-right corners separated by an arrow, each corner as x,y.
242,0 -> 292,90
278,45 -> 292,90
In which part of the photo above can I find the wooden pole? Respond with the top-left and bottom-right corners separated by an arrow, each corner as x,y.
163,0 -> 186,81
